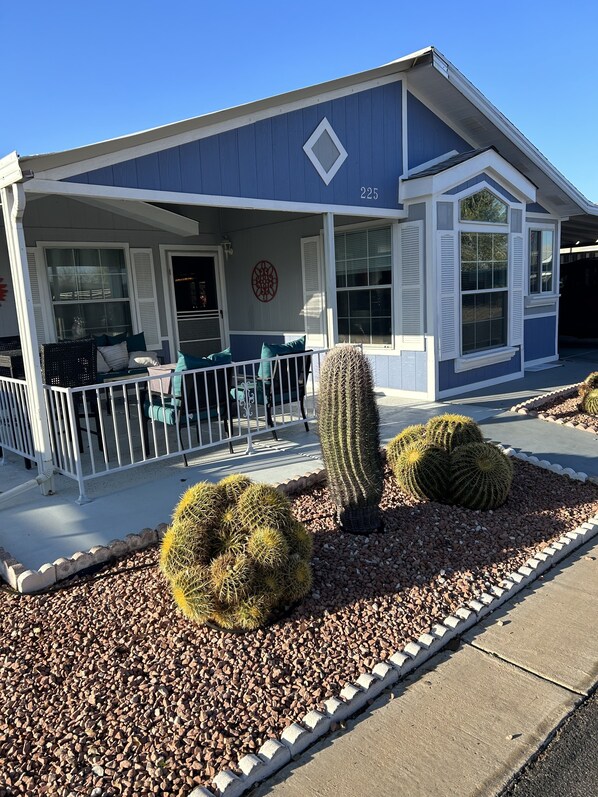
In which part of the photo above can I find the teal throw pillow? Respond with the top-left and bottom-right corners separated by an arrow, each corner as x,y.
173,348 -> 232,398
105,332 -> 127,346
126,331 -> 146,353
258,336 -> 306,380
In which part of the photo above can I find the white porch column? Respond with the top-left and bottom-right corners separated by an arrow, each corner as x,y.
1,183 -> 54,493
322,212 -> 338,348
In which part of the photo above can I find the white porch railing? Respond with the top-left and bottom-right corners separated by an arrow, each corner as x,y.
41,349 -> 326,503
0,374 -> 36,465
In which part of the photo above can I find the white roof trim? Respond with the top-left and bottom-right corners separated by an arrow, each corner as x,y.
24,177 -> 408,219
400,149 -> 536,204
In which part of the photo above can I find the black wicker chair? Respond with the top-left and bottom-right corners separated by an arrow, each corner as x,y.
41,339 -> 103,453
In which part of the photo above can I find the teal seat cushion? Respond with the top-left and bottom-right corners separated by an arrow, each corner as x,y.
144,396 -> 225,424
258,336 -> 306,379
173,347 -> 232,398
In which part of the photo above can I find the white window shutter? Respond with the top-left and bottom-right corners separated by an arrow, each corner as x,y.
26,247 -> 51,344
438,231 -> 459,361
300,236 -> 325,348
509,233 -> 524,345
398,220 -> 424,350
130,248 -> 162,350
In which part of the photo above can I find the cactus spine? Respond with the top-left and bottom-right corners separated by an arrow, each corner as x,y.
386,424 -> 426,469
426,413 -> 484,452
582,388 -> 598,416
318,345 -> 383,534
451,442 -> 513,510
578,371 -> 598,405
392,442 -> 450,502
161,474 -> 313,631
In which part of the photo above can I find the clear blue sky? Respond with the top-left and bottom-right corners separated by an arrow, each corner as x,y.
2,0 -> 597,201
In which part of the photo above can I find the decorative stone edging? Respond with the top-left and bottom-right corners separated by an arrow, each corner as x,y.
510,384 -> 598,436
185,447 -> 598,797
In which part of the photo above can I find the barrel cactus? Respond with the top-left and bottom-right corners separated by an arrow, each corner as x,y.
392,441 -> 450,502
426,413 -> 484,453
578,371 -> 598,405
386,424 -> 426,468
451,442 -> 513,510
318,345 -> 384,534
161,476 -> 312,631
582,388 -> 598,416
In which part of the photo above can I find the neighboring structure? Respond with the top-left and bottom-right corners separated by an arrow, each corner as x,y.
2,46 -> 597,407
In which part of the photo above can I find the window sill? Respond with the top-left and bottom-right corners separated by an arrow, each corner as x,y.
455,346 -> 518,373
525,294 -> 560,308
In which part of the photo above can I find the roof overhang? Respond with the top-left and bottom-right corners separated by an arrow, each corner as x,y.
401,148 -> 537,204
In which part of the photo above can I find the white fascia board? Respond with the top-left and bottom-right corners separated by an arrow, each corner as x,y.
73,197 -> 200,236
0,152 -> 23,189
431,49 -> 595,215
401,149 -> 536,204
24,178 -> 408,220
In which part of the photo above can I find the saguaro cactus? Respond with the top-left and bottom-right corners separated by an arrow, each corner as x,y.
318,345 -> 383,534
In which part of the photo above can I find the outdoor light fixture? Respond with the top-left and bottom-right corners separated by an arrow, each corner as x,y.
220,235 -> 233,258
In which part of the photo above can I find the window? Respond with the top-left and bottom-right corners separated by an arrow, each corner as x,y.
459,189 -> 510,354
529,229 -> 554,294
46,247 -> 133,340
459,189 -> 508,224
335,227 -> 392,346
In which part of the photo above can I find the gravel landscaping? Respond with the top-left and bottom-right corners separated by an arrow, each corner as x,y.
525,391 -> 598,433
2,461 -> 598,797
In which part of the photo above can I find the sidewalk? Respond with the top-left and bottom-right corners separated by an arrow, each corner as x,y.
255,535 -> 598,797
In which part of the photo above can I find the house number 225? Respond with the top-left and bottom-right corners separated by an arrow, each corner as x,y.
360,186 -> 379,200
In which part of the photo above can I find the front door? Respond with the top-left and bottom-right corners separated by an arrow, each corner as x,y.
171,254 -> 224,357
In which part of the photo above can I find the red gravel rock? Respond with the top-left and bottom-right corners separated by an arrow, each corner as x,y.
533,392 -> 598,431
1,461 -> 597,796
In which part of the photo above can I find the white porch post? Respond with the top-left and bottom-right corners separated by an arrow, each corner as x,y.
1,182 -> 54,493
322,212 -> 338,347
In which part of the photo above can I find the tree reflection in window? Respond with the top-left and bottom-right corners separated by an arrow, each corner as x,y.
460,189 -> 508,224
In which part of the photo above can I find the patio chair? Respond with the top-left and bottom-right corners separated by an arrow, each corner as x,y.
142,364 -> 236,465
41,339 -> 103,454
264,351 -> 312,440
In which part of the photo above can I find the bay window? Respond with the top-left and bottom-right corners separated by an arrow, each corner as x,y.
459,189 -> 509,354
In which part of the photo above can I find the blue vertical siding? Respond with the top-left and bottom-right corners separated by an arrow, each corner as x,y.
64,82 -> 404,211
438,350 -> 522,392
524,316 -> 557,363
407,92 -> 470,170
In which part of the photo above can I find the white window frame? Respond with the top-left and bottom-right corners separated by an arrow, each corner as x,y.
526,222 -> 558,301
40,241 -> 136,342
458,220 -> 509,357
333,222 -> 395,350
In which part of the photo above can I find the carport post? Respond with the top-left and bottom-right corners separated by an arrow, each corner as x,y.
1,182 -> 54,494
322,212 -> 338,347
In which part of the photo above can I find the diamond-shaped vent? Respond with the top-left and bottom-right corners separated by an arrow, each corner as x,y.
303,118 -> 348,186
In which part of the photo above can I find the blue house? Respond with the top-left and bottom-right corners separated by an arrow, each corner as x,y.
1,46 -> 597,407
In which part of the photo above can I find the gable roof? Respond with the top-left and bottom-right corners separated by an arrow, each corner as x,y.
7,47 -> 598,224
404,147 -> 494,180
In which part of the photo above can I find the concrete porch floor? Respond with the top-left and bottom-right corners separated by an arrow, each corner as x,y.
1,352 -> 596,573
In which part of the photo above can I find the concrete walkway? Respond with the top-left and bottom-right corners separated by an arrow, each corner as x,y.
255,535 -> 598,797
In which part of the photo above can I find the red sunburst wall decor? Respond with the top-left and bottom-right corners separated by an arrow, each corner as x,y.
251,260 -> 278,303
0,278 -> 7,305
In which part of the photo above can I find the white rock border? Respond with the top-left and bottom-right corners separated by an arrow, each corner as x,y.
189,448 -> 598,797
510,384 -> 598,436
